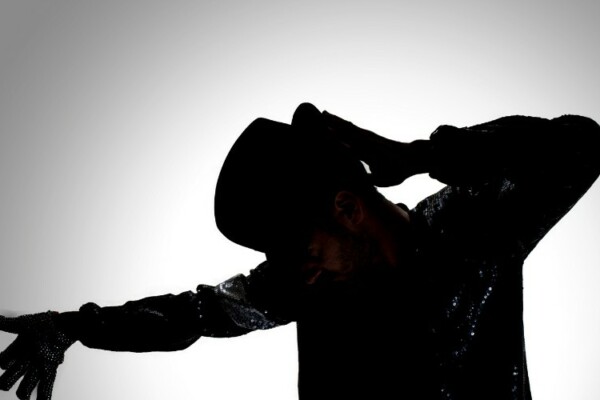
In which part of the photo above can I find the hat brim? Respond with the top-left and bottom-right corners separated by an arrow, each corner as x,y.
214,103 -> 368,253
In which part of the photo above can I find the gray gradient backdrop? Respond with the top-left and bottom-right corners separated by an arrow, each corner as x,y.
0,1 -> 599,399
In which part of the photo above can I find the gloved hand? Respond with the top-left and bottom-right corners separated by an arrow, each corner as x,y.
0,312 -> 75,400
322,110 -> 431,187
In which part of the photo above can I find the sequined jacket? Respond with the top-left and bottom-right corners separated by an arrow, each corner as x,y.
60,115 -> 600,399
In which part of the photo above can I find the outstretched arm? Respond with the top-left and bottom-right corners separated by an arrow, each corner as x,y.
57,261 -> 293,352
0,261 -> 293,399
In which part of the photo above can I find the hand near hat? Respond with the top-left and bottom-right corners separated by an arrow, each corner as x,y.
0,312 -> 75,400
322,111 -> 430,187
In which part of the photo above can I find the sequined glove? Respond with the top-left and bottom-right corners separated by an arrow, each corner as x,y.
0,312 -> 75,400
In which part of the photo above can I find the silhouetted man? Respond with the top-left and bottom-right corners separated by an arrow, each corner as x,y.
1,103 -> 599,399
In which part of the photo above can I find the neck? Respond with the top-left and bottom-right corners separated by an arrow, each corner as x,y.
367,199 -> 413,268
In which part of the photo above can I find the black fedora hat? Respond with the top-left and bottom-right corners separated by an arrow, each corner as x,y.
214,103 -> 370,253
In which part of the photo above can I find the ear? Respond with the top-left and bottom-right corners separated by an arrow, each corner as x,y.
332,191 -> 365,229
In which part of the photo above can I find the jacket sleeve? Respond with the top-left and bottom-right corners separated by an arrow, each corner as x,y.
56,261 -> 292,353
411,114 -> 600,259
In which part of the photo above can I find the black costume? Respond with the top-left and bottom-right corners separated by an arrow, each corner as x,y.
52,115 -> 600,399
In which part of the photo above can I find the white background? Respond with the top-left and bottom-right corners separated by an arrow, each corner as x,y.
0,1 -> 599,399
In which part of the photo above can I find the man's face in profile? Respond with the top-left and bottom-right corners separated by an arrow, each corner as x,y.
279,193 -> 383,293
275,189 -> 414,303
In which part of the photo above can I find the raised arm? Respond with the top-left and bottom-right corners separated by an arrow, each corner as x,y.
416,115 -> 599,258
323,112 -> 600,258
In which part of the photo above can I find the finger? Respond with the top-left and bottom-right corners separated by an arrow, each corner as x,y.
322,111 -> 372,139
16,366 -> 39,400
322,110 -> 353,127
0,337 -> 26,369
36,365 -> 57,400
0,359 -> 29,391
0,315 -> 22,334
322,111 -> 390,158
322,111 -> 362,141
